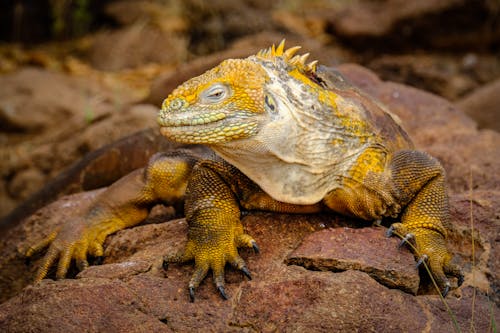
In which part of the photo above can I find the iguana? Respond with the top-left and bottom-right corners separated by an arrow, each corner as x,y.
27,40 -> 463,301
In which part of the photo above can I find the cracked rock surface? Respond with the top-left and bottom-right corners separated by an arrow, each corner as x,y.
0,64 -> 499,332
286,227 -> 420,294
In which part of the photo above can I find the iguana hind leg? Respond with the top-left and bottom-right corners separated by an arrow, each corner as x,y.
387,150 -> 463,296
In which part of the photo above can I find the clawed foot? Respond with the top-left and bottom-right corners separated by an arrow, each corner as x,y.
25,218 -> 112,282
387,223 -> 463,297
163,233 -> 259,302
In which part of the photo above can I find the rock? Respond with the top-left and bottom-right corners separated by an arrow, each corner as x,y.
181,0 -> 275,55
76,104 -> 159,153
1,64 -> 499,331
88,24 -> 187,71
324,0 -> 500,50
7,168 -> 45,201
77,260 -> 152,280
0,278 -> 172,333
104,0 -> 186,30
368,53 -> 500,101
232,269 -> 496,332
456,78 -> 500,132
287,227 -> 420,294
0,68 -> 108,133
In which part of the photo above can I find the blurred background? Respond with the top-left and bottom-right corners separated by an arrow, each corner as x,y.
0,0 -> 499,220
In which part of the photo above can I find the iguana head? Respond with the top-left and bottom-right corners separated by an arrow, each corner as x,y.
158,40 -> 321,145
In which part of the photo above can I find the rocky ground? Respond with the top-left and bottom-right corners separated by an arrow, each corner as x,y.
0,0 -> 499,332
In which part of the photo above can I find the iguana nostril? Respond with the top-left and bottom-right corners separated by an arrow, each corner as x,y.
169,98 -> 185,111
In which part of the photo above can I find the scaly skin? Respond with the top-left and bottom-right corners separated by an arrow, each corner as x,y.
28,40 -> 462,300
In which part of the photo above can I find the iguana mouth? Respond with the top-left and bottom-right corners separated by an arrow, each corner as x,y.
158,112 -> 259,144
157,111 -> 226,127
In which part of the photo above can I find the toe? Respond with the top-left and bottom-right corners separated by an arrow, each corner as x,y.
34,246 -> 59,282
228,254 -> 252,280
212,259 -> 228,300
217,285 -> 228,300
240,266 -> 252,280
236,233 -> 258,251
428,256 -> 451,297
188,262 -> 209,302
56,245 -> 75,279
444,262 -> 464,287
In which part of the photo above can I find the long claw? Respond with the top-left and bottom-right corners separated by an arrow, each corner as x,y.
251,241 -> 260,254
416,254 -> 428,268
189,286 -> 195,303
441,281 -> 451,298
241,266 -> 252,280
398,233 -> 414,248
386,225 -> 395,237
217,285 -> 228,300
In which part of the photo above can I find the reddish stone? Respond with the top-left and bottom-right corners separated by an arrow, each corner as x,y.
287,227 -> 420,294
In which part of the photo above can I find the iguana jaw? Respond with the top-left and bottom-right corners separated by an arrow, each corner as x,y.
158,109 -> 261,144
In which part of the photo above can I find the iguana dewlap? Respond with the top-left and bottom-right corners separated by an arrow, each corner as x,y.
28,40 -> 462,301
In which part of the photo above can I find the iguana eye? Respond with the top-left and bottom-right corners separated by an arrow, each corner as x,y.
201,83 -> 230,104
264,93 -> 277,113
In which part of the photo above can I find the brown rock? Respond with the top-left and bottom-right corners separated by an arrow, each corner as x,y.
7,168 -> 45,201
0,68 -> 106,133
88,24 -> 187,71
0,278 -> 172,333
232,269 -> 497,332
287,227 -> 419,294
368,53 -> 500,101
105,0 -> 186,30
180,0 -> 275,55
325,0 -> 500,50
457,78 -> 500,132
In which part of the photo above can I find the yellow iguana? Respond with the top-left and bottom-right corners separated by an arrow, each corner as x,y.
27,41 -> 463,301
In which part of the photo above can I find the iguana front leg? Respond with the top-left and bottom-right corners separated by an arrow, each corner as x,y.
27,151 -> 199,281
163,159 -> 259,301
387,150 -> 463,296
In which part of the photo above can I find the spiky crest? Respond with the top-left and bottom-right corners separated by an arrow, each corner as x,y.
255,40 -> 319,74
